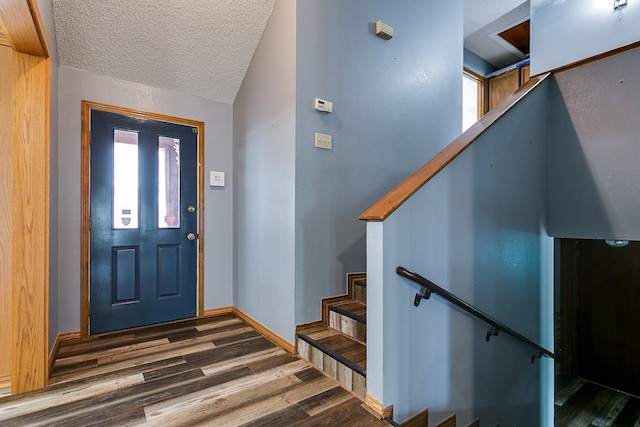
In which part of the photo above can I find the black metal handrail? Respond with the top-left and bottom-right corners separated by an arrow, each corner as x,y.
396,266 -> 554,363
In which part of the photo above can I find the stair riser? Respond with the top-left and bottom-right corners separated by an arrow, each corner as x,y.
329,311 -> 366,342
297,338 -> 366,399
353,282 -> 367,304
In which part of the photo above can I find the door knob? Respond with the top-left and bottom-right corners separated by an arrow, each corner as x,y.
187,233 -> 196,241
188,205 -> 196,213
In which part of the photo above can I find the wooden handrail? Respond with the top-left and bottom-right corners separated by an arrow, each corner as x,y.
359,73 -> 550,222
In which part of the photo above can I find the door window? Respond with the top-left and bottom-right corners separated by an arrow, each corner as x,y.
113,129 -> 139,229
158,136 -> 181,229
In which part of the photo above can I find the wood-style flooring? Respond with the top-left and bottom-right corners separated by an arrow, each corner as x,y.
555,374 -> 640,426
0,313 -> 387,426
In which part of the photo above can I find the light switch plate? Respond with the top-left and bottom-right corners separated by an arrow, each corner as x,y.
315,132 -> 332,150
210,171 -> 225,187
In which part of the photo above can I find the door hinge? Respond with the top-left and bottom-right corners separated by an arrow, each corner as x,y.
192,127 -> 198,134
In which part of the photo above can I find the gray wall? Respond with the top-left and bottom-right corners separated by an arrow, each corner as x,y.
368,80 -> 554,425
233,0 -> 297,341
464,48 -> 497,77
36,0 -> 60,349
549,47 -> 640,240
57,66 -> 234,334
233,0 -> 463,342
531,0 -> 640,74
294,0 -> 463,326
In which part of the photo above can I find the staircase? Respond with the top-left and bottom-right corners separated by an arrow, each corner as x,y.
296,273 -> 368,399
295,273 -> 491,427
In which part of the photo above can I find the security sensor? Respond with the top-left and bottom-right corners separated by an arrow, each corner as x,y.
375,21 -> 393,40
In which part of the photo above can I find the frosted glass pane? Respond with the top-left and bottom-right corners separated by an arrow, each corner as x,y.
113,129 -> 139,229
158,136 -> 180,228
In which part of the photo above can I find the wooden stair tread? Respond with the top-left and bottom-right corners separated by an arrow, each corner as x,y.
329,300 -> 366,323
298,328 -> 366,372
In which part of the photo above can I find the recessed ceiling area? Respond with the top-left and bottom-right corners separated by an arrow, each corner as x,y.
464,0 -> 530,69
498,19 -> 530,57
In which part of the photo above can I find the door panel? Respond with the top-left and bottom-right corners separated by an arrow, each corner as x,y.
574,239 -> 640,396
90,110 -> 198,334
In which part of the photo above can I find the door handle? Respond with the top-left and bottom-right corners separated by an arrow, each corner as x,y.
187,232 -> 196,241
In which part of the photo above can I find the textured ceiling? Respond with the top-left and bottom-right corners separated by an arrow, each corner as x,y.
464,0 -> 528,37
52,1 -> 527,103
52,0 -> 276,104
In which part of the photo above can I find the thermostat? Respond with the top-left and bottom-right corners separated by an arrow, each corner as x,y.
314,98 -> 333,113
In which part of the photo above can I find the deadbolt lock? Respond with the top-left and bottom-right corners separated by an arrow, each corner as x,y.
188,205 -> 196,213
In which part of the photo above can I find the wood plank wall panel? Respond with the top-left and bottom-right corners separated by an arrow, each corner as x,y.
521,65 -> 531,85
0,0 -> 46,56
11,50 -> 50,394
0,45 -> 13,386
0,17 -> 10,47
489,69 -> 520,110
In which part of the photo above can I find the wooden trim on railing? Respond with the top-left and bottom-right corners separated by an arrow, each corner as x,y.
550,40 -> 640,76
359,73 -> 550,222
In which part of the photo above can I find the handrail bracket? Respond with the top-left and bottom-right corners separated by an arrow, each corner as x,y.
413,287 -> 431,307
397,266 -> 554,363
531,352 -> 544,364
485,327 -> 500,342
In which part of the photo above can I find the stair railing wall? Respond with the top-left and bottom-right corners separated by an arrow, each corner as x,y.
361,74 -> 555,426
396,266 -> 554,363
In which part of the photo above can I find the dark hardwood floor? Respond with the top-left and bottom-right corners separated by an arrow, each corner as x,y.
555,374 -> 640,426
0,314 -> 387,426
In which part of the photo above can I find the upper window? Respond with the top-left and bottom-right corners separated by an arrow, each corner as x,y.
462,69 -> 484,132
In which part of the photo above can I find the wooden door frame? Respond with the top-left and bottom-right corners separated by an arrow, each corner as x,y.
1,0 -> 50,394
80,101 -> 205,337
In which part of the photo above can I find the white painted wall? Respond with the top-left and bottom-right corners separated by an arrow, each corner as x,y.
368,81 -> 554,425
531,0 -> 640,74
57,66 -> 234,333
233,0 -> 297,342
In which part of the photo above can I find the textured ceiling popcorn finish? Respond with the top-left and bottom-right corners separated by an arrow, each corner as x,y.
463,0 -> 528,37
52,0 -> 276,104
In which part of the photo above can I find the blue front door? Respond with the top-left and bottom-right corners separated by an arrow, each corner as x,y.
90,109 -> 198,334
